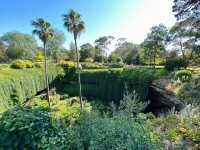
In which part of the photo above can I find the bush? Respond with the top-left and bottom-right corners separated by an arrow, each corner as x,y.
165,57 -> 188,71
178,77 -> 200,104
35,62 -> 43,68
0,99 -> 92,149
34,51 -> 44,62
149,104 -> 200,148
11,59 -> 34,69
29,97 -> 92,126
24,60 -> 34,68
11,59 -> 26,69
69,113 -> 160,150
117,90 -> 149,117
81,63 -> 107,69
58,60 -> 75,69
170,70 -> 192,83
0,107 -> 52,149
106,63 -> 124,68
83,58 -> 93,63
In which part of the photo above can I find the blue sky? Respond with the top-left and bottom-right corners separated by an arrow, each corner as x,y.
0,0 -> 176,47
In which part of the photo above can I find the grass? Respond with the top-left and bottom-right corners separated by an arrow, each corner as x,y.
0,63 -> 62,79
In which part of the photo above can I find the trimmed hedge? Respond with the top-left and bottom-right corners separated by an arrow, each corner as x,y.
0,64 -> 64,112
60,67 -> 167,104
11,59 -> 34,69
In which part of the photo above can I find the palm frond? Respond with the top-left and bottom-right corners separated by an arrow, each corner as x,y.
32,18 -> 54,42
63,9 -> 85,37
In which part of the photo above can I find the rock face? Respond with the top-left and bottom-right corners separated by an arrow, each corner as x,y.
146,77 -> 184,114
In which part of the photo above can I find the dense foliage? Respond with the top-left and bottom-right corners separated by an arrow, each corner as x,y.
0,32 -> 38,60
149,104 -> 200,149
178,77 -> 200,104
60,67 -> 167,104
165,57 -> 188,71
170,69 -> 192,83
11,59 -> 34,69
0,96 -> 160,150
0,64 -> 64,112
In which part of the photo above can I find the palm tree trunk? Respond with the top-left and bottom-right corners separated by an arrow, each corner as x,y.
101,50 -> 104,63
44,42 -> 51,108
153,53 -> 156,69
74,34 -> 83,110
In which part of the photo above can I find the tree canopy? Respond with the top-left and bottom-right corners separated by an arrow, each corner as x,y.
142,24 -> 168,66
0,32 -> 38,59
80,43 -> 95,61
47,29 -> 66,59
173,0 -> 200,20
114,42 -> 140,64
95,36 -> 115,62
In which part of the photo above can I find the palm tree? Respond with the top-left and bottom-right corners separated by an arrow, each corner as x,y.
63,9 -> 85,110
32,18 -> 54,108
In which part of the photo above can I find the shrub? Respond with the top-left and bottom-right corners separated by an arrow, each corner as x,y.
34,51 -> 44,62
11,59 -> 34,69
117,90 -> 149,117
58,60 -> 75,69
178,78 -> 200,104
11,59 -> 26,69
165,57 -> 188,71
116,57 -> 123,64
34,62 -> 43,68
170,70 -> 192,83
81,63 -> 107,69
24,60 -> 34,68
83,58 -> 93,63
0,107 -> 52,149
106,63 -> 124,68
148,105 -> 200,148
0,99 -> 92,149
29,97 -> 92,127
69,113 -> 160,150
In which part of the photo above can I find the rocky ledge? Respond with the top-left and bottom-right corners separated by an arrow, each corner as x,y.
146,77 -> 184,114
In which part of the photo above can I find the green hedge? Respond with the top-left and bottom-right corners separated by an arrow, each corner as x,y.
60,67 -> 167,104
0,64 -> 64,112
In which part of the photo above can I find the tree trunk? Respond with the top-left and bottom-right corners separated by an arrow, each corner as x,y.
180,41 -> 186,60
74,34 -> 83,110
101,49 -> 104,63
153,49 -> 156,69
44,42 -> 51,108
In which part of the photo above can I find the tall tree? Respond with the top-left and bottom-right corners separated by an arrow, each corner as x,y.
47,29 -> 66,61
63,9 -> 85,110
114,41 -> 140,64
80,43 -> 95,61
0,41 -> 7,62
170,18 -> 200,63
173,0 -> 200,20
142,24 -> 168,68
32,18 -> 54,108
95,36 -> 115,63
0,32 -> 38,59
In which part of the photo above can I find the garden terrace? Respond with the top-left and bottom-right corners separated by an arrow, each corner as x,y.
0,64 -> 64,112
